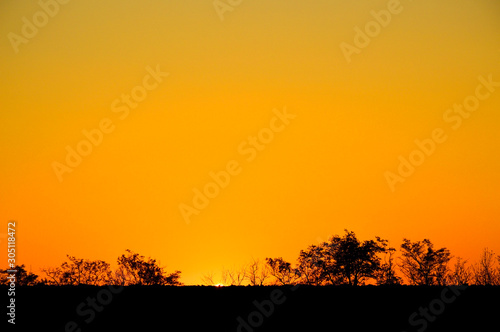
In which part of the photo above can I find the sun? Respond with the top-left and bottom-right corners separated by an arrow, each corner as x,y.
214,283 -> 225,287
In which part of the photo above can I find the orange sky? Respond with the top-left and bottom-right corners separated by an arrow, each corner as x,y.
1,0 -> 499,285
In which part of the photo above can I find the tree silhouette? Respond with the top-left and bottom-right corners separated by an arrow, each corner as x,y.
0,264 -> 39,286
200,260 -> 270,286
221,266 -> 246,286
375,247 -> 402,285
324,230 -> 389,286
399,239 -> 451,286
245,259 -> 271,286
42,256 -> 113,286
201,271 -> 217,286
472,248 -> 499,286
297,244 -> 329,285
9,232 -> 500,288
291,230 -> 393,286
447,257 -> 472,285
265,257 -> 300,285
116,249 -> 182,286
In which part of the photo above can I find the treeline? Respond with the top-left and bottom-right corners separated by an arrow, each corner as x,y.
1,230 -> 499,287
203,230 -> 500,287
0,249 -> 182,286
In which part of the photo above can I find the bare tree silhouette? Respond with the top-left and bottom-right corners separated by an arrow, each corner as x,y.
201,260 -> 270,286
245,258 -> 271,286
472,248 -> 499,286
201,271 -> 217,286
221,266 -> 246,286
447,257 -> 472,285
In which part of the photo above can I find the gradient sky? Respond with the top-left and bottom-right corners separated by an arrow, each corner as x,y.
1,0 -> 499,285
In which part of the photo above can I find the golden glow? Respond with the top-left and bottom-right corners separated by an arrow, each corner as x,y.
0,0 -> 499,285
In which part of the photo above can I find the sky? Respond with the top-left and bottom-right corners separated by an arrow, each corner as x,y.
1,0 -> 499,285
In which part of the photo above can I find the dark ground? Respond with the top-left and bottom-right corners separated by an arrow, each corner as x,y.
2,285 -> 498,331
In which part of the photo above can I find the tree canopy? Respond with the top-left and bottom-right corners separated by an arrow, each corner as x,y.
398,238 -> 451,286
